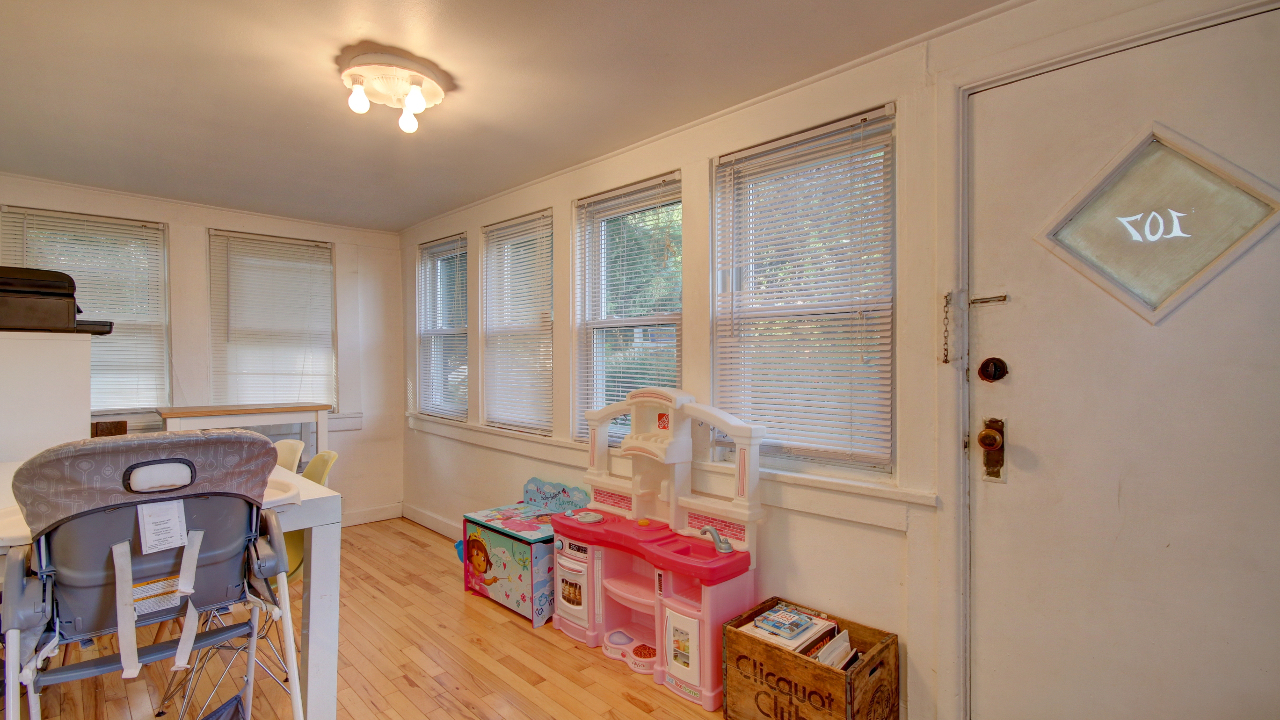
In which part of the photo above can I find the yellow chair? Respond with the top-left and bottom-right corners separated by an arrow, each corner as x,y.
274,439 -> 305,473
300,450 -> 337,485
283,450 -> 338,579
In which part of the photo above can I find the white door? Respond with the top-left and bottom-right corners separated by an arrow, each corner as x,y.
969,11 -> 1280,719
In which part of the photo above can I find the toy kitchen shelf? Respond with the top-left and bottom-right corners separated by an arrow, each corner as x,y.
550,387 -> 766,711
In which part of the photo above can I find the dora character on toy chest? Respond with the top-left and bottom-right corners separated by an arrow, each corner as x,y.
465,533 -> 500,596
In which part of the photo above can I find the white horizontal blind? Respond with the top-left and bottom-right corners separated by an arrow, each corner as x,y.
209,231 -> 336,408
1,207 -> 169,411
713,113 -> 895,470
575,174 -> 682,440
483,212 -> 553,434
418,235 -> 468,420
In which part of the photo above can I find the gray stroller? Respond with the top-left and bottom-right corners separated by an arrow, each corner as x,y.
1,429 -> 304,720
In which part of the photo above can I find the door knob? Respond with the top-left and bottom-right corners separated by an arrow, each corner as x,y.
979,418 -> 1005,481
976,428 -> 1002,450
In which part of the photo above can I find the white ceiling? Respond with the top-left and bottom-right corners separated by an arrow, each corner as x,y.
0,0 -> 1005,232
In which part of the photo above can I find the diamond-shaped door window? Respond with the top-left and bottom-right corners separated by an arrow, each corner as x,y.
1037,123 -> 1280,323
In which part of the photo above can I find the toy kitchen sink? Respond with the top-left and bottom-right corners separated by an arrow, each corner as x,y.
550,387 -> 766,711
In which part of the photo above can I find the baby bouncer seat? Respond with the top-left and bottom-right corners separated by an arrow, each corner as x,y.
1,429 -> 304,720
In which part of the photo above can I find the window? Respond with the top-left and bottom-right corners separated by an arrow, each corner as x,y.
209,230 -> 336,407
712,109 -> 895,471
483,211 -> 553,434
1,206 -> 169,411
417,235 -> 468,420
574,173 -> 682,440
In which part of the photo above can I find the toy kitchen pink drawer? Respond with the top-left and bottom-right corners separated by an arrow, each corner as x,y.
550,387 -> 766,712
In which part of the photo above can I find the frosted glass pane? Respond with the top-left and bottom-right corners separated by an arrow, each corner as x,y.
1053,140 -> 1272,309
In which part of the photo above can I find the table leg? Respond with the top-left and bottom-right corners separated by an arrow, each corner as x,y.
301,520 -> 341,720
316,411 -> 328,454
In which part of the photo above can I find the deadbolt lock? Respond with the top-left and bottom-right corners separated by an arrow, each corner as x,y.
980,418 -> 1005,481
977,357 -> 1009,383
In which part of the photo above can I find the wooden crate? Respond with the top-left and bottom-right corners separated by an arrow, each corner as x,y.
91,420 -> 127,437
723,596 -> 898,720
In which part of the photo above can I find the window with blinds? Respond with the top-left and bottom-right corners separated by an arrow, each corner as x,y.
483,211 -> 553,434
1,206 -> 170,411
713,108 -> 895,471
209,231 -> 336,408
417,235 -> 468,420
575,173 -> 682,440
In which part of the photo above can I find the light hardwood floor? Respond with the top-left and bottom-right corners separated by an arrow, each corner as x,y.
2,518 -> 723,720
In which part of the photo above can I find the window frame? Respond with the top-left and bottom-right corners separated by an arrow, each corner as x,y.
0,205 -> 172,413
207,229 -> 338,410
481,210 -> 555,435
573,172 -> 683,441
711,106 -> 896,473
416,234 -> 469,421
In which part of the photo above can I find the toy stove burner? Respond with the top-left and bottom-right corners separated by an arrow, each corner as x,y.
575,511 -> 605,524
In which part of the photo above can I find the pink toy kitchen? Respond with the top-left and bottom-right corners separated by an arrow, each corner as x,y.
551,387 -> 766,711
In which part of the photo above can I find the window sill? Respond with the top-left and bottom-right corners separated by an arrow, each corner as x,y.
763,467 -> 936,507
329,412 -> 363,432
407,413 -> 588,466
406,413 -> 938,511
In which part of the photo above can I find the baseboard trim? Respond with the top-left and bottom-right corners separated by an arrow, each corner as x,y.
342,502 -> 403,527
402,503 -> 463,540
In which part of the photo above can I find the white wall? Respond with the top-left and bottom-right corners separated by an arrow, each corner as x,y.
0,172 -> 405,525
398,0 -> 1261,718
401,27 -> 944,718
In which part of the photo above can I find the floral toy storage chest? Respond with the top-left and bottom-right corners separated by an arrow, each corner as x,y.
463,478 -> 590,627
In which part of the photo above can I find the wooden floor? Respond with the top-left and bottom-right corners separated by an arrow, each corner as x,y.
3,518 -> 722,720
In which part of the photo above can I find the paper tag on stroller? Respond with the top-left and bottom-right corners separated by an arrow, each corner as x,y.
133,574 -> 182,614
137,500 -> 188,554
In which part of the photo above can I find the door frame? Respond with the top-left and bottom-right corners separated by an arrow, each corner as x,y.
931,1 -> 1280,717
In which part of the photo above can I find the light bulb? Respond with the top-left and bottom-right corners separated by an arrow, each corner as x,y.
347,81 -> 370,114
399,105 -> 418,133
405,84 -> 427,114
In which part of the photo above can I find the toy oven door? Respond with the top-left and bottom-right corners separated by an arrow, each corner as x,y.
555,555 -> 589,627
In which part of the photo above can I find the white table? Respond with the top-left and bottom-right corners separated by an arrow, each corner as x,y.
157,404 -> 332,453
0,462 -> 343,720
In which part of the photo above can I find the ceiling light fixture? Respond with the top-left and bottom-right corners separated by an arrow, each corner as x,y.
339,52 -> 446,133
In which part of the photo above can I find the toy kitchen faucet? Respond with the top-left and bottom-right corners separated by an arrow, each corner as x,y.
551,387 -> 765,711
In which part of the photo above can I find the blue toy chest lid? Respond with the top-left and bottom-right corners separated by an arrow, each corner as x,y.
463,478 -> 590,542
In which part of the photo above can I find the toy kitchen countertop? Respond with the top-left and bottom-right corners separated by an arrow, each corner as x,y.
551,510 -> 750,584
